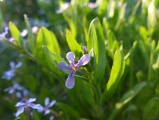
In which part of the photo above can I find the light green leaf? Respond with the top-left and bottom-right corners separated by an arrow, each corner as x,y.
108,82 -> 147,120
66,32 -> 83,57
9,22 -> 23,46
147,0 -> 157,30
42,45 -> 64,67
24,14 -> 36,53
143,97 -> 159,120
36,27 -> 60,55
102,49 -> 125,100
89,18 -> 106,83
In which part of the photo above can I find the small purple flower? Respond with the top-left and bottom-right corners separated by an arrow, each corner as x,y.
38,98 -> 56,115
50,116 -> 54,120
0,27 -> 8,40
15,98 -> 42,117
58,52 -> 90,89
4,84 -> 23,94
2,61 -> 22,80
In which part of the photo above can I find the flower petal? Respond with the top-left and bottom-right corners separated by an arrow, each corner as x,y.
48,100 -> 56,108
76,54 -> 90,66
15,62 -> 22,68
65,71 -> 75,89
30,103 -> 42,110
58,62 -> 71,71
10,62 -> 15,69
28,98 -> 36,103
45,98 -> 49,106
66,52 -> 75,64
15,107 -> 25,117
15,102 -> 26,107
44,109 -> 50,115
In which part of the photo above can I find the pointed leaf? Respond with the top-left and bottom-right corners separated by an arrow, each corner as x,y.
108,82 -> 147,120
66,32 -> 83,57
24,14 -> 36,53
143,97 -> 159,120
42,45 -> 64,67
102,49 -> 125,100
9,22 -> 23,46
36,27 -> 60,55
89,18 -> 106,83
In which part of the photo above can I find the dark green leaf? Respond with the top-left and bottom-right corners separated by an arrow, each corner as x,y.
143,97 -> 159,120
42,45 -> 65,67
108,82 -> 147,120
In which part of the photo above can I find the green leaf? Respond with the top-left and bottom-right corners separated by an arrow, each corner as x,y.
36,27 -> 60,55
102,49 -> 125,100
143,97 -> 159,120
42,45 -> 65,67
108,82 -> 147,120
56,102 -> 80,119
9,22 -> 23,46
147,0 -> 157,30
66,32 -> 83,56
32,110 -> 40,120
89,18 -> 106,83
24,14 -> 36,53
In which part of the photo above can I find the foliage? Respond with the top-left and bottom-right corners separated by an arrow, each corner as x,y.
1,0 -> 159,119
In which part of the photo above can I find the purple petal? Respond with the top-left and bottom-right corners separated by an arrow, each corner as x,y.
65,71 -> 75,89
45,98 -> 49,106
50,116 -> 54,120
76,54 -> 90,66
15,102 -> 26,107
28,98 -> 36,103
30,104 -> 42,110
15,62 -> 22,68
15,107 -> 25,117
10,62 -> 15,69
66,52 -> 75,64
48,100 -> 56,108
44,109 -> 50,115
58,62 -> 71,71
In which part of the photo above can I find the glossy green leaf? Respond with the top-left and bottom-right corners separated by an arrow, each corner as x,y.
24,14 -> 36,53
9,22 -> 23,46
143,97 -> 159,120
42,45 -> 64,67
108,82 -> 147,120
66,32 -> 83,56
102,49 -> 125,100
89,18 -> 106,83
36,27 -> 60,55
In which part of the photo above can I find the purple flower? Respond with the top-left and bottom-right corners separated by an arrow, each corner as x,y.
4,84 -> 23,94
15,98 -> 42,117
58,52 -> 90,89
38,98 -> 56,115
0,27 -> 8,40
2,61 -> 22,80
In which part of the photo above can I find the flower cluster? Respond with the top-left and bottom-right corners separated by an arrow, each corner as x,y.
2,61 -> 22,80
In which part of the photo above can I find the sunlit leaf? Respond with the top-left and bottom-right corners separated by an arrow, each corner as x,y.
66,32 -> 83,57
102,49 -> 125,100
9,22 -> 23,46
89,18 -> 106,84
36,27 -> 60,55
